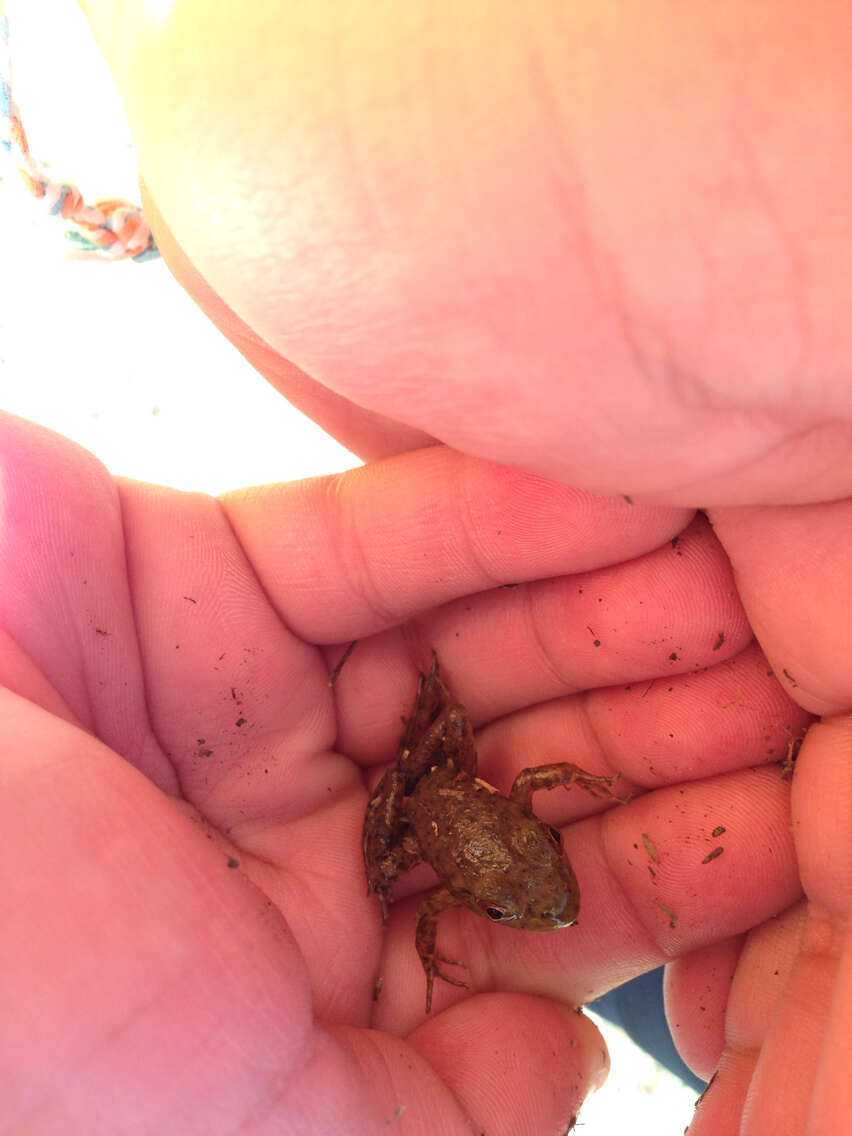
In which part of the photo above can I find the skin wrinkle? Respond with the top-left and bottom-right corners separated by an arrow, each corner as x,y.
451,463 -> 508,594
231,1031 -> 333,1136
522,16 -> 677,414
725,87 -> 809,399
112,481 -> 181,795
221,484 -> 332,650
321,472 -> 402,631
336,1028 -> 396,1116
638,413 -> 842,504
26,461 -> 151,780
576,690 -> 620,783
348,1024 -> 475,1134
521,581 -> 581,698
511,15 -> 724,428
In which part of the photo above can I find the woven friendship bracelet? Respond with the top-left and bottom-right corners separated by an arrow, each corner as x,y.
0,11 -> 158,261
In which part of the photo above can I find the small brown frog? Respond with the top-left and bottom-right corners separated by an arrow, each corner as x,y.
363,652 -> 618,1012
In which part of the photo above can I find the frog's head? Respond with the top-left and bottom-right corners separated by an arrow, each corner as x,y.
467,820 -> 582,931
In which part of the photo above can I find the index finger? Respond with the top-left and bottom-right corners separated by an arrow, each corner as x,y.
220,445 -> 691,642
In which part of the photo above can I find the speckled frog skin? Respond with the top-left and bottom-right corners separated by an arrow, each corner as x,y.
363,653 -> 617,1011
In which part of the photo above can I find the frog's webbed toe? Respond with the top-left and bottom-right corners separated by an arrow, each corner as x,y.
367,882 -> 393,923
415,885 -> 469,1012
423,954 -> 470,1014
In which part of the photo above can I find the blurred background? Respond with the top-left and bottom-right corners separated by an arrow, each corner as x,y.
0,0 -> 700,1130
0,0 -> 359,491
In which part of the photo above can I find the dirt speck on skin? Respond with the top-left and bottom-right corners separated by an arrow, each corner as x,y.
712,631 -> 725,651
654,899 -> 678,928
781,736 -> 804,778
329,639 -> 359,687
701,847 -> 724,864
642,833 -> 660,862
782,668 -> 799,688
227,857 -> 239,869
711,825 -> 726,838
695,1071 -> 718,1108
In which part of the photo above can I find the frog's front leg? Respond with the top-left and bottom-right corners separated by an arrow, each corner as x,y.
415,886 -> 470,1013
363,768 -> 424,921
510,762 -> 618,812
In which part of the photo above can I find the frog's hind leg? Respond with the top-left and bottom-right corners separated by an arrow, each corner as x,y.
436,704 -> 477,777
397,652 -> 452,759
364,768 -> 424,921
415,886 -> 470,1013
402,702 -> 477,787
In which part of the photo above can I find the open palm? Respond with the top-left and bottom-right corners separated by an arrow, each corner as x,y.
0,413 -> 809,1133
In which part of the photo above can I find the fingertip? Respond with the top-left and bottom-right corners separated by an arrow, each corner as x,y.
409,993 -> 609,1133
664,937 -> 744,1081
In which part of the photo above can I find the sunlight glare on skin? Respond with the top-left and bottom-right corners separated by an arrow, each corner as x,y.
143,0 -> 177,24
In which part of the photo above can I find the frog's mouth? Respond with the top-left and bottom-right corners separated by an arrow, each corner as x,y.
524,914 -> 576,931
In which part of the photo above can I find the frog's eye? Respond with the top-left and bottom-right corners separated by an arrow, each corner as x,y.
547,825 -> 563,846
484,905 -> 515,921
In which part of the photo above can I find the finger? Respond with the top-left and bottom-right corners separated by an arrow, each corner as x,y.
113,477 -> 345,828
733,718 -> 852,1136
372,765 -> 800,1032
684,902 -> 808,1136
0,412 -> 172,788
709,501 -> 852,715
0,412 -> 339,820
474,641 -> 810,815
686,714 -> 852,1135
800,718 -> 852,1135
407,994 -> 608,1134
663,935 -> 745,1081
220,445 -> 692,642
332,511 -> 753,762
328,994 -> 607,1135
811,919 -> 852,1133
792,718 -> 852,918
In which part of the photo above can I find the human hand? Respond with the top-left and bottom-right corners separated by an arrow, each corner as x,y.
664,503 -> 852,1135
78,0 -> 852,504
0,412 -> 811,1132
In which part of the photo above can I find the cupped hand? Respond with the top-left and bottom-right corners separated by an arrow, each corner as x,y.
664,502 -> 852,1135
0,413 -> 813,1133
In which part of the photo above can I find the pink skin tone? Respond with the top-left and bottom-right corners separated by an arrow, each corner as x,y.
2,0 -> 850,1130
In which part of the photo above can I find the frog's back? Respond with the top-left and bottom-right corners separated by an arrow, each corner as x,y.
411,767 -> 556,890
